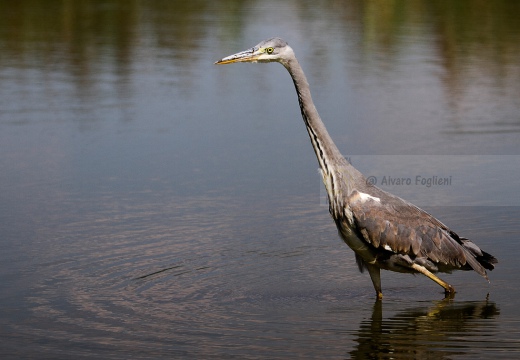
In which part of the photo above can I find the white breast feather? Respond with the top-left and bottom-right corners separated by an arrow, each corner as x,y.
358,192 -> 381,203
383,244 -> 393,251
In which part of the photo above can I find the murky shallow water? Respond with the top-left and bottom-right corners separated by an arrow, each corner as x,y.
1,1 -> 520,358
2,194 -> 518,359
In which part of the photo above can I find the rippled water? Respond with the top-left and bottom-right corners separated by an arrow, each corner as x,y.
1,1 -> 520,358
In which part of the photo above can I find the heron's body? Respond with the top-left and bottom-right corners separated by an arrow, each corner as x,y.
215,37 -> 497,299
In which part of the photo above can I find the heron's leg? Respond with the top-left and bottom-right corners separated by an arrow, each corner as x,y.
410,263 -> 456,296
366,264 -> 383,300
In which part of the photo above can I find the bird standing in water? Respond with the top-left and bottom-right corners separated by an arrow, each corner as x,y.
215,38 -> 497,299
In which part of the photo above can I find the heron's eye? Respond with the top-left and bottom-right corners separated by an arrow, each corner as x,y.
266,47 -> 274,54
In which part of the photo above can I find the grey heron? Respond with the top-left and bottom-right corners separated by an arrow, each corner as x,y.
215,37 -> 497,299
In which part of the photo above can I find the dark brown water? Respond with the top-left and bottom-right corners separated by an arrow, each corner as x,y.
1,1 -> 519,358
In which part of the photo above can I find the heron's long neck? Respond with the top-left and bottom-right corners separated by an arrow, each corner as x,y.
284,58 -> 345,171
283,56 -> 354,213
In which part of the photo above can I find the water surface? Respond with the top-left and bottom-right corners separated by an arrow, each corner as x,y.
1,1 -> 519,358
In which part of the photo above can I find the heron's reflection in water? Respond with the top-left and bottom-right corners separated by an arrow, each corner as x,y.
351,298 -> 499,359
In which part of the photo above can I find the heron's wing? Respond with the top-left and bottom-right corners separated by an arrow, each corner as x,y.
348,189 -> 484,273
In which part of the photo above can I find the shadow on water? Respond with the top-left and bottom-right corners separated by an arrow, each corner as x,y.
351,299 -> 500,359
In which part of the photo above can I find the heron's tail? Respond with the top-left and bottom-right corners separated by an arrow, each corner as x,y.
475,250 -> 498,271
459,237 -> 498,277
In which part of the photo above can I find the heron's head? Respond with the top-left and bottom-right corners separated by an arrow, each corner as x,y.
215,37 -> 293,66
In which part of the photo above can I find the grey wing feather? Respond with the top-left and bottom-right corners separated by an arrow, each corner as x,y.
348,189 -> 488,276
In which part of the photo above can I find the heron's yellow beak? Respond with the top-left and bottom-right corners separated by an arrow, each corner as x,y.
215,47 -> 263,65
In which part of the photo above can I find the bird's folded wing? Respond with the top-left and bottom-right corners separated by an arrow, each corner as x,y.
348,189 -> 471,269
